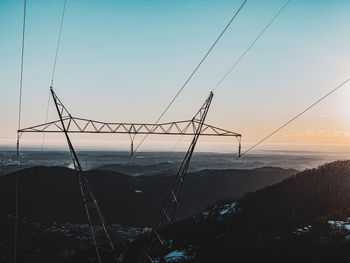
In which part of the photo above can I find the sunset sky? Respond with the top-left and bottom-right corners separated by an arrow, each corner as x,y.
1,0 -> 350,153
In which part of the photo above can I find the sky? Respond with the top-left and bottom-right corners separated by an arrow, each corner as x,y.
1,0 -> 350,153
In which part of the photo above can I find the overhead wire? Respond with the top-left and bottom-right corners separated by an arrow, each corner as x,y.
238,77 -> 350,158
15,0 -> 27,262
212,0 -> 291,92
129,0 -> 248,161
17,0 -> 26,138
164,0 -> 290,157
41,0 -> 67,151
51,0 -> 67,87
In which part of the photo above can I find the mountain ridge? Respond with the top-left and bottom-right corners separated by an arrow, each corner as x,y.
0,165 -> 295,226
122,160 -> 350,263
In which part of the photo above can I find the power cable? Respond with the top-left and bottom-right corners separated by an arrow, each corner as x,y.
15,0 -> 27,262
42,0 -> 67,151
130,0 -> 248,160
238,77 -> 350,158
165,0 -> 290,157
17,0 -> 26,137
212,0 -> 290,92
51,0 -> 67,87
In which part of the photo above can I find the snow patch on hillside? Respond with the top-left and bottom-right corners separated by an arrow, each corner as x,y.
164,249 -> 194,262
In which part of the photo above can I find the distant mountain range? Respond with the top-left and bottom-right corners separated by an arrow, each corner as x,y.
122,160 -> 350,263
0,165 -> 295,227
96,162 -> 179,176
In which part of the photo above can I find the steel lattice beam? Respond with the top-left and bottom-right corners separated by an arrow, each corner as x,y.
18,117 -> 241,137
18,89 -> 242,157
18,88 -> 241,139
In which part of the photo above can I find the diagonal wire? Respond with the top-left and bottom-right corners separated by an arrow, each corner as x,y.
15,0 -> 27,262
42,0 -> 67,151
238,77 -> 350,158
51,0 -> 67,87
129,0 -> 248,161
17,0 -> 27,137
165,0 -> 290,157
212,0 -> 291,92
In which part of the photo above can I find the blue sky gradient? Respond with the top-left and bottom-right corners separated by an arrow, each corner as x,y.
1,0 -> 350,152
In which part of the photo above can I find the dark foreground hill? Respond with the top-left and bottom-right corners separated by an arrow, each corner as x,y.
0,166 -> 295,227
122,160 -> 350,263
0,165 -> 294,263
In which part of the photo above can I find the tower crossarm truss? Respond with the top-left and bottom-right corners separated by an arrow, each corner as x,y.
18,88 -> 241,139
18,117 -> 241,137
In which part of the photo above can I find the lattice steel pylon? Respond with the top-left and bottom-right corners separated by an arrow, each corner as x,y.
139,92 -> 216,263
17,88 -> 242,262
50,87 -> 120,263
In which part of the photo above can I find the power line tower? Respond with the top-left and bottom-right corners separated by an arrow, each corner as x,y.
139,92 -> 216,263
17,89 -> 241,262
50,87 -> 119,262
